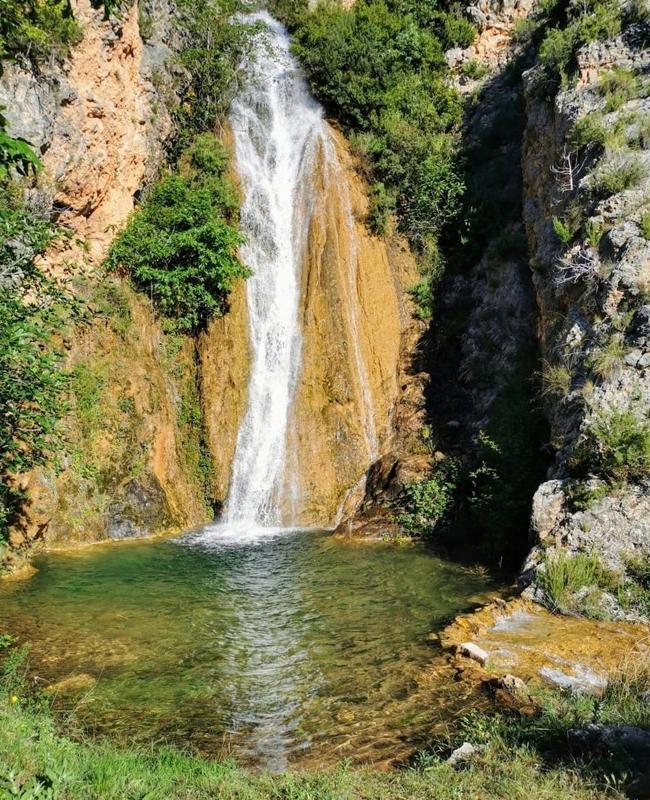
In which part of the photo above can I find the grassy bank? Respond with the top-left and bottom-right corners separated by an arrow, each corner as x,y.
2,647 -> 648,799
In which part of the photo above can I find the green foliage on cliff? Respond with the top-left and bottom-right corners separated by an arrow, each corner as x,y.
0,0 -> 81,63
173,0 -> 259,149
536,0 -> 622,85
540,550 -> 650,620
397,464 -> 458,537
0,193 -> 73,543
274,0 -> 466,307
107,134 -> 248,335
576,406 -> 650,484
0,109 -> 42,181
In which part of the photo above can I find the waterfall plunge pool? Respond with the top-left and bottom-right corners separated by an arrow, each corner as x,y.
1,529 -> 495,770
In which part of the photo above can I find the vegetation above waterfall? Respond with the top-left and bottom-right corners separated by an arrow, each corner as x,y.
273,0 -> 469,305
107,134 -> 248,334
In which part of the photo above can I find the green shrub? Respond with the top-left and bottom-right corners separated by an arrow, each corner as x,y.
599,67 -> 639,112
0,195 -> 72,542
0,0 -> 82,62
539,551 -> 619,615
71,363 -> 106,441
538,0 -> 621,83
590,157 -> 645,198
552,215 -> 577,245
568,112 -> 607,151
282,0 -> 465,263
640,210 -> 650,240
584,218 -> 604,248
173,0 -> 260,147
440,12 -> 476,48
577,406 -> 650,483
587,336 -> 627,379
460,59 -> 489,80
0,108 -> 41,180
539,26 -> 576,78
366,181 -> 395,235
397,464 -> 458,537
107,134 -> 248,334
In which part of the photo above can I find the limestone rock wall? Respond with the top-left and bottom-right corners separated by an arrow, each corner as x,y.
519,23 -> 650,606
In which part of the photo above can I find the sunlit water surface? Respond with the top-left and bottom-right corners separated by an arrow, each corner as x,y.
0,529 -> 494,769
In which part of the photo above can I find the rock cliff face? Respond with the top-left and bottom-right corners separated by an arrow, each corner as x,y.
434,0 -> 649,607
290,128 -> 421,526
520,23 -> 650,603
0,0 -> 212,564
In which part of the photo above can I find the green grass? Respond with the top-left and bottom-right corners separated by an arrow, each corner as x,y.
461,59 -> 490,80
540,361 -> 571,399
587,335 -> 627,379
539,551 -> 620,616
539,549 -> 650,620
0,647 -> 635,800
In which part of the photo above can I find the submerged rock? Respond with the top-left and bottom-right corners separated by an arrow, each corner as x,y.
458,642 -> 489,665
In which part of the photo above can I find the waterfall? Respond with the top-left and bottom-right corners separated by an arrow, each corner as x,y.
223,13 -> 378,530
225,13 -> 323,528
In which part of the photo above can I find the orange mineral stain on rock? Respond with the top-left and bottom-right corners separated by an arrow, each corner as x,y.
442,598 -> 650,692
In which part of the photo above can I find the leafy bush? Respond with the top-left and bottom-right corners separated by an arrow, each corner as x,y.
366,181 -> 395,235
440,13 -> 476,48
0,108 -> 41,180
599,67 -> 639,112
107,134 -> 248,334
397,464 -> 457,537
0,195 -> 72,542
173,0 -> 259,148
461,59 -> 489,80
640,210 -> 650,240
0,0 -> 82,62
539,0 -> 621,83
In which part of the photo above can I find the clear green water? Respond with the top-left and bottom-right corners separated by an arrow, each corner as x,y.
0,528 -> 494,769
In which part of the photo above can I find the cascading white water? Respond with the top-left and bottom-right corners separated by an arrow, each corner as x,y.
221,12 -> 380,532
224,13 -> 325,528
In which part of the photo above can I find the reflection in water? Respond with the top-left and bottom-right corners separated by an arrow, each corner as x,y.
0,530 -> 494,769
